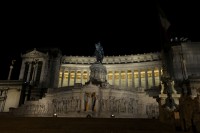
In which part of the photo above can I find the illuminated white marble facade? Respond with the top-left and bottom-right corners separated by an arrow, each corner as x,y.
7,42 -> 200,118
13,50 -> 162,118
59,53 -> 162,91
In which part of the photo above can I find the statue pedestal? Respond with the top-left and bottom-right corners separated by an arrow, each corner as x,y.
89,63 -> 107,85
159,94 -> 181,106
158,94 -> 181,124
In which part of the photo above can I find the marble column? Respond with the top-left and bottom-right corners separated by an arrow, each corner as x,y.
31,64 -> 36,84
119,71 -> 121,88
9,59 -> 16,80
145,69 -> 148,89
138,69 -> 141,87
81,70 -> 83,84
152,68 -> 155,86
39,59 -> 45,85
33,63 -> 38,82
87,70 -> 90,81
32,59 -> 39,84
112,71 -> 115,85
8,65 -> 13,80
125,70 -> 128,88
61,68 -> 64,87
19,60 -> 26,80
27,63 -> 32,82
68,70 -> 71,86
74,70 -> 77,85
132,70 -> 135,89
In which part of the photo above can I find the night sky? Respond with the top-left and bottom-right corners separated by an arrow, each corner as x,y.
1,1 -> 199,80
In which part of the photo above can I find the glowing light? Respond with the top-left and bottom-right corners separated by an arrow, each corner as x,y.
53,113 -> 57,117
111,114 -> 115,118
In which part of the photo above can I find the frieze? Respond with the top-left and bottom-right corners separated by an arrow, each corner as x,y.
12,87 -> 159,118
146,104 -> 159,118
100,97 -> 139,114
52,97 -> 81,113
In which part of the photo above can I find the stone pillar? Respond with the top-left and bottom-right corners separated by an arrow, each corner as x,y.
112,71 -> 115,85
8,60 -> 16,80
132,70 -> 135,89
19,60 -> 26,80
87,70 -> 90,81
33,63 -> 38,82
119,71 -> 121,88
32,59 -> 39,84
27,63 -> 32,82
74,70 -> 77,85
125,70 -> 128,88
61,68 -> 64,87
8,65 -> 14,80
81,70 -> 83,84
62,69 -> 66,87
152,68 -> 155,86
68,69 -> 71,86
31,64 -> 36,84
39,59 -> 45,86
138,69 -> 141,87
145,69 -> 148,89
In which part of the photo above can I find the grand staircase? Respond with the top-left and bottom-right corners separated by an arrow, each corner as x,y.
0,117 -> 185,133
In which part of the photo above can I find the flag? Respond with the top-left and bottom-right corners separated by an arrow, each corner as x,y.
157,5 -> 171,31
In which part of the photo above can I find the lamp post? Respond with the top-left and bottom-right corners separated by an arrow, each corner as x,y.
8,60 -> 16,80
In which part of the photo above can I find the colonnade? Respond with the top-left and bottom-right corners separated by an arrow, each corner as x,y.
59,67 -> 162,90
22,60 -> 43,86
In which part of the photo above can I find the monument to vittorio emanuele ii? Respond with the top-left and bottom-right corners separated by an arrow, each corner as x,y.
9,42 -> 161,118
0,41 -> 200,122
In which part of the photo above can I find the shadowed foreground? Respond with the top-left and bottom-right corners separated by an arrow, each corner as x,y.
0,117 -> 185,133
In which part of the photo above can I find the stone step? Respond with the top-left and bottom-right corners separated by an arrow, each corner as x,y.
0,117 -> 183,133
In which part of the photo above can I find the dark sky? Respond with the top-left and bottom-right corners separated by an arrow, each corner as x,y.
1,1 -> 199,80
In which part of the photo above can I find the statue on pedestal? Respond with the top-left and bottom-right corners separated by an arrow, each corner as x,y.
94,42 -> 104,63
85,42 -> 107,86
160,75 -> 178,111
